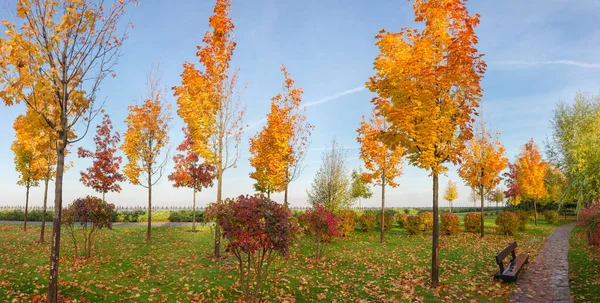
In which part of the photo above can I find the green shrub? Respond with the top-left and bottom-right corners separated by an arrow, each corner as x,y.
337,209 -> 358,238
406,216 -> 423,235
405,208 -> 419,216
117,210 -> 146,222
0,209 -> 24,221
495,212 -> 519,236
395,213 -> 408,229
376,210 -> 394,231
544,210 -> 559,224
138,210 -> 171,222
27,209 -> 53,222
515,211 -> 529,231
464,212 -> 481,233
441,213 -> 460,235
358,213 -> 376,232
525,210 -> 535,222
419,212 -> 434,230
168,210 -> 204,222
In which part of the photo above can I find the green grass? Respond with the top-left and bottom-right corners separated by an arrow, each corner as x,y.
0,217 -> 567,302
569,226 -> 600,303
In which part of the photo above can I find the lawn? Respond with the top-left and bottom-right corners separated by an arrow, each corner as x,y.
569,225 -> 600,303
0,216 -> 566,302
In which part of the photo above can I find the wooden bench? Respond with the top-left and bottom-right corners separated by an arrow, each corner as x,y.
494,241 -> 529,282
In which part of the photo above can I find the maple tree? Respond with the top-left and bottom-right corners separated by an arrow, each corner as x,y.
367,0 -> 486,288
122,68 -> 172,242
173,0 -> 245,258
458,118 -> 507,237
443,180 -> 459,213
357,109 -> 404,243
503,162 -> 522,206
0,0 -> 136,300
515,139 -> 547,225
78,114 -> 125,203
249,65 -> 312,203
12,115 -> 43,232
168,128 -> 216,232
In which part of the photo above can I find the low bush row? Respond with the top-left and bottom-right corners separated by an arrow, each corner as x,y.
0,209 -> 53,221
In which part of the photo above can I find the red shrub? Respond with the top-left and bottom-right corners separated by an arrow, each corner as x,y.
210,194 -> 298,301
301,205 -> 341,258
62,196 -> 115,258
464,212 -> 481,233
580,206 -> 600,253
441,213 -> 460,235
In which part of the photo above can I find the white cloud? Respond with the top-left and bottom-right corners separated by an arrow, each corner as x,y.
490,60 -> 600,69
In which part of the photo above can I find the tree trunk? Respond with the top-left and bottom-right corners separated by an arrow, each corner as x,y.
24,185 -> 30,232
147,168 -> 152,242
284,185 -> 289,207
480,184 -> 485,238
431,173 -> 439,288
102,192 -> 106,203
214,168 -> 223,258
267,191 -> 270,200
40,177 -> 49,242
533,199 -> 538,225
47,128 -> 67,303
192,189 -> 197,231
380,171 -> 386,243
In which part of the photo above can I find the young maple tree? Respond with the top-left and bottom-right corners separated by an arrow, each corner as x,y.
443,180 -> 459,213
168,128 -> 216,232
12,115 -> 43,232
515,139 -> 548,225
503,162 -> 522,206
249,65 -> 312,203
0,0 -> 136,299
367,0 -> 486,288
78,114 -> 125,203
173,0 -> 245,258
122,69 -> 172,242
458,118 -> 508,237
356,109 -> 404,243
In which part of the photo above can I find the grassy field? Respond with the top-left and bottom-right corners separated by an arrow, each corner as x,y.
0,216 -> 567,302
569,226 -> 600,303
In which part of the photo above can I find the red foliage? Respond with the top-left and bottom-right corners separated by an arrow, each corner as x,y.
168,127 -> 216,191
580,206 -> 600,253
301,204 -> 340,258
503,162 -> 521,202
78,114 -> 125,200
208,194 -> 298,300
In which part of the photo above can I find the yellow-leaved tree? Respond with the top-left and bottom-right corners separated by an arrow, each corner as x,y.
122,68 -> 172,242
0,1 -> 136,299
173,0 -> 245,259
515,139 -> 547,225
443,180 -> 459,213
356,109 -> 404,243
249,65 -> 311,203
458,118 -> 507,236
367,0 -> 486,288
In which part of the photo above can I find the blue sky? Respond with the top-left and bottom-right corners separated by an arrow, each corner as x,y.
1,0 -> 599,209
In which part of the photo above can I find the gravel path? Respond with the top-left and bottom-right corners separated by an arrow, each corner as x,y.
510,223 -> 576,303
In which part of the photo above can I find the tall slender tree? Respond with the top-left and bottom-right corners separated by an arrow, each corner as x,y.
350,168 -> 373,208
458,118 -> 507,237
443,180 -> 459,213
307,139 -> 351,212
367,0 -> 486,288
0,1 -> 136,299
173,0 -> 245,259
249,65 -> 311,204
122,68 -> 172,242
78,114 -> 125,202
515,139 -> 547,225
168,128 -> 216,232
357,109 -> 404,243
503,162 -> 522,206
